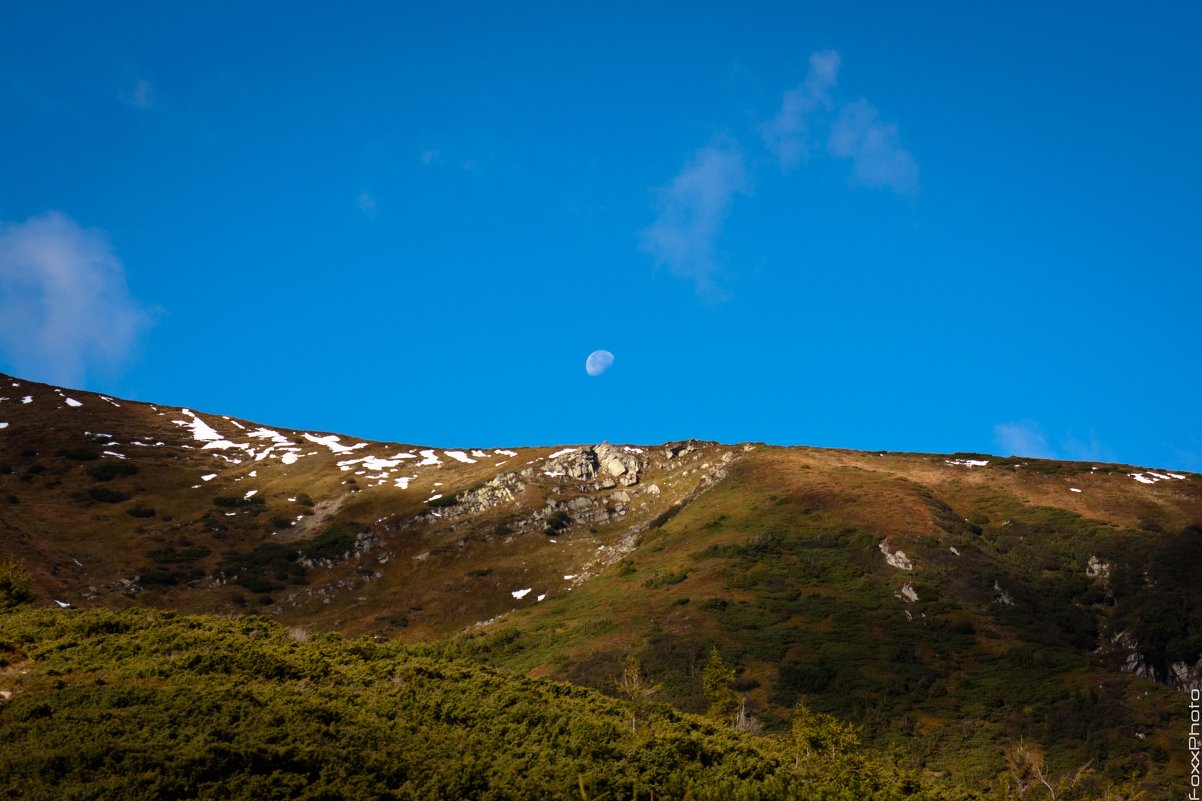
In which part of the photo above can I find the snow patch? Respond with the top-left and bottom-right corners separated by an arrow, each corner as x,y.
64,397 -> 82,407
1070,487 -> 1082,493
445,450 -> 476,464
417,449 -> 441,466
21,396 -> 32,404
945,458 -> 988,468
304,433 -> 369,454
511,588 -> 532,600
548,448 -> 577,459
0,422 -> 7,430
494,449 -> 517,457
201,474 -> 217,482
175,409 -> 225,442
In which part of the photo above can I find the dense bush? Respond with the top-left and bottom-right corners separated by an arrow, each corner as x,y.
86,462 -> 138,482
87,486 -> 129,503
0,608 -> 989,801
301,522 -> 369,562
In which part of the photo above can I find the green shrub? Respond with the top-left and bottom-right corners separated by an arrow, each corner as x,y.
0,559 -> 34,608
544,510 -> 572,535
87,462 -> 138,481
301,522 -> 369,562
88,487 -> 129,503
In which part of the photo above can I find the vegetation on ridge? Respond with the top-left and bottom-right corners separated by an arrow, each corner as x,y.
1,607 -> 998,800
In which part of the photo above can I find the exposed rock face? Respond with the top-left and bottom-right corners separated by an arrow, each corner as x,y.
1086,555 -> 1112,579
448,472 -> 525,518
898,582 -> 918,603
879,541 -> 913,570
1106,629 -> 1202,693
594,443 -> 640,486
543,443 -> 642,488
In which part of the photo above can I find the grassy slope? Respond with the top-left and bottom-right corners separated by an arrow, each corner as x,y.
0,607 -> 983,801
447,448 -> 1200,796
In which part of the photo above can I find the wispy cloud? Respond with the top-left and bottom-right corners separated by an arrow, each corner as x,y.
639,143 -> 748,297
356,191 -> 377,216
0,212 -> 151,385
126,78 -> 153,109
645,50 -> 918,296
761,50 -> 917,195
1060,430 -> 1111,463
761,50 -> 840,170
828,100 -> 919,195
994,421 -> 1054,459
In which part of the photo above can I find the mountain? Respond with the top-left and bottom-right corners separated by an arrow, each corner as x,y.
2,371 -> 1199,798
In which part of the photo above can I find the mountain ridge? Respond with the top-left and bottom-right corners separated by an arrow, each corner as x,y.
2,371 -> 1201,796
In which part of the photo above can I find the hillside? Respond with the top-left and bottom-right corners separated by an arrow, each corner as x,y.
0,606 -> 998,801
2,372 -> 1200,798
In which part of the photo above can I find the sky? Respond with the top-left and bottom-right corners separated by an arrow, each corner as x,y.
1,2 -> 1200,470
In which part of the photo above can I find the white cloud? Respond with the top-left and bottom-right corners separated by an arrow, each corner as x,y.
994,421 -> 1054,459
639,143 -> 748,297
0,212 -> 151,385
828,99 -> 919,195
761,50 -> 840,169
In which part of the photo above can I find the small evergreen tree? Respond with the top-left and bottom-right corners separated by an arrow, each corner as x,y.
613,654 -> 660,733
701,647 -> 739,726
791,701 -> 861,760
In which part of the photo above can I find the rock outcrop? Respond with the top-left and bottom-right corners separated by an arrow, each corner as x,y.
542,443 -> 642,488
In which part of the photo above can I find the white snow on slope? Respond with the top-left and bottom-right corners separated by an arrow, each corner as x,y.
548,448 -> 577,459
304,433 -> 369,454
64,397 -> 82,407
946,459 -> 988,468
511,588 -> 532,600
175,409 -> 224,442
418,449 -> 441,466
445,450 -> 476,464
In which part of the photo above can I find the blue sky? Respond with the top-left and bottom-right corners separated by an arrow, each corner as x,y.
1,2 -> 1200,470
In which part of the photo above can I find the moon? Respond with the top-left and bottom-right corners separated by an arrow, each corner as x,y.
585,350 -> 614,376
